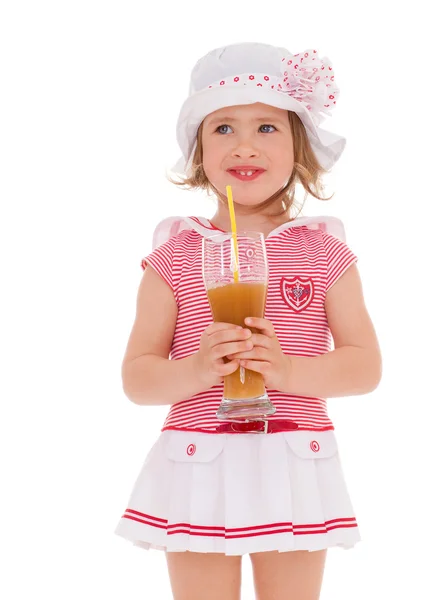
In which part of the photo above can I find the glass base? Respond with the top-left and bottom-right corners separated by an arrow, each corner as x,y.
216,394 -> 276,421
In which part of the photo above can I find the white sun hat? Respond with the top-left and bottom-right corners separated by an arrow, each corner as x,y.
172,42 -> 346,175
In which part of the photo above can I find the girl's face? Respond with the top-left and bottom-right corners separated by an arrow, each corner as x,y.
201,103 -> 294,208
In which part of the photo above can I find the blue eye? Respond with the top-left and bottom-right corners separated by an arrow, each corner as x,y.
260,124 -> 276,133
216,124 -> 233,134
215,123 -> 276,134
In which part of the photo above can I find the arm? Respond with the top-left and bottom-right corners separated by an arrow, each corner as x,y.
121,265 -> 252,406
284,263 -> 382,398
121,265 -> 208,406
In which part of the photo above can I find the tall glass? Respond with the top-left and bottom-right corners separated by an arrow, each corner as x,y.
202,231 -> 276,420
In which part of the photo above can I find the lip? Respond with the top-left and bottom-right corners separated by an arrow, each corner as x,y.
227,166 -> 266,182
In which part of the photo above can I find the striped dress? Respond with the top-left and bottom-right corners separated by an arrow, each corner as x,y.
142,215 -> 357,433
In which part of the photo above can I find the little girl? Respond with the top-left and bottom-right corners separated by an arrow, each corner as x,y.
115,42 -> 382,600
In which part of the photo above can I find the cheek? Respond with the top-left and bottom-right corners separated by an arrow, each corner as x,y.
202,141 -> 224,177
274,140 -> 294,176
202,154 -> 219,181
281,156 -> 295,177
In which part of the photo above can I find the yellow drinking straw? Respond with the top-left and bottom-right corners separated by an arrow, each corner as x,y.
226,185 -> 239,283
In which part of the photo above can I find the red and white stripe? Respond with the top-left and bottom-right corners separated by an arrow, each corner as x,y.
141,219 -> 357,433
122,508 -> 358,539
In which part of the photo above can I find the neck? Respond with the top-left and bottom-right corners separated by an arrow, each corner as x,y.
210,204 -> 293,236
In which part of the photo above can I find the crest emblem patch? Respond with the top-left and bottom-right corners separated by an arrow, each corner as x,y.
280,276 -> 314,312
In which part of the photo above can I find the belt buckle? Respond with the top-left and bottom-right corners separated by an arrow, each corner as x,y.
250,419 -> 269,434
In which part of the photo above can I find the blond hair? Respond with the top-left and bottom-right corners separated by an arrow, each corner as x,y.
168,111 -> 334,217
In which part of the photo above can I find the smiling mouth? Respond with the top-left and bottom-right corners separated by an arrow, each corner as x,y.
227,168 -> 266,181
228,169 -> 264,176
232,169 -> 257,176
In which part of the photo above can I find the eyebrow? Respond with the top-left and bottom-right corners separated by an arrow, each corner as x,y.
207,116 -> 286,125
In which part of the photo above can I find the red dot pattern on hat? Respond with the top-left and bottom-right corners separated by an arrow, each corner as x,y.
209,49 -> 339,115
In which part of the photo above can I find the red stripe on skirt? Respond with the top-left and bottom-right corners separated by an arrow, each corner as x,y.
122,510 -> 357,538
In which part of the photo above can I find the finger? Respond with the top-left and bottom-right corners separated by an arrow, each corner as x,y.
227,347 -> 268,361
238,359 -> 269,373
248,333 -> 272,349
244,317 -> 276,337
210,328 -> 252,347
206,322 -> 244,336
212,339 -> 254,361
215,360 -> 240,376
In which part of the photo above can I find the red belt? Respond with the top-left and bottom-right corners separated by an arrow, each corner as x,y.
216,419 -> 299,434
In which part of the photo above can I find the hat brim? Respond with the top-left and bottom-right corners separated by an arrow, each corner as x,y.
172,86 -> 345,174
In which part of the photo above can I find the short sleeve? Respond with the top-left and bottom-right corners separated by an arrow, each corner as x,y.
322,232 -> 358,292
140,236 -> 177,290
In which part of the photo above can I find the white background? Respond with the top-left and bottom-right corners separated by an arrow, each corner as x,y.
1,1 -> 441,598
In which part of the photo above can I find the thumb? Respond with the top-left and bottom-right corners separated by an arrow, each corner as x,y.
221,359 -> 240,376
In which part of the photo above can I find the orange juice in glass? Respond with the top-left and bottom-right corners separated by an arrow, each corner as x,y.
202,231 -> 276,420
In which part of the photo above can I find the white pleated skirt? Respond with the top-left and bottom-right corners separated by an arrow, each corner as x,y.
114,429 -> 361,556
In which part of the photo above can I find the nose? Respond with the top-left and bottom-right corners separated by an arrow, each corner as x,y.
231,135 -> 260,159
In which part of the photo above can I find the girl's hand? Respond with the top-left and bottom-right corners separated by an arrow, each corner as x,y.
227,317 -> 291,392
193,322 -> 254,388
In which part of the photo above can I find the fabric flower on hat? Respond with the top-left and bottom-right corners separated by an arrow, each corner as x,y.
279,49 -> 340,126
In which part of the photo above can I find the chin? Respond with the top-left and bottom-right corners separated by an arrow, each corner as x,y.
220,193 -> 265,206
234,191 -> 279,205
217,185 -> 275,200
237,197 -> 270,206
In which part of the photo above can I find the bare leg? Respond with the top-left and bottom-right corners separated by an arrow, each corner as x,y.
166,551 -> 242,600
250,549 -> 327,600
